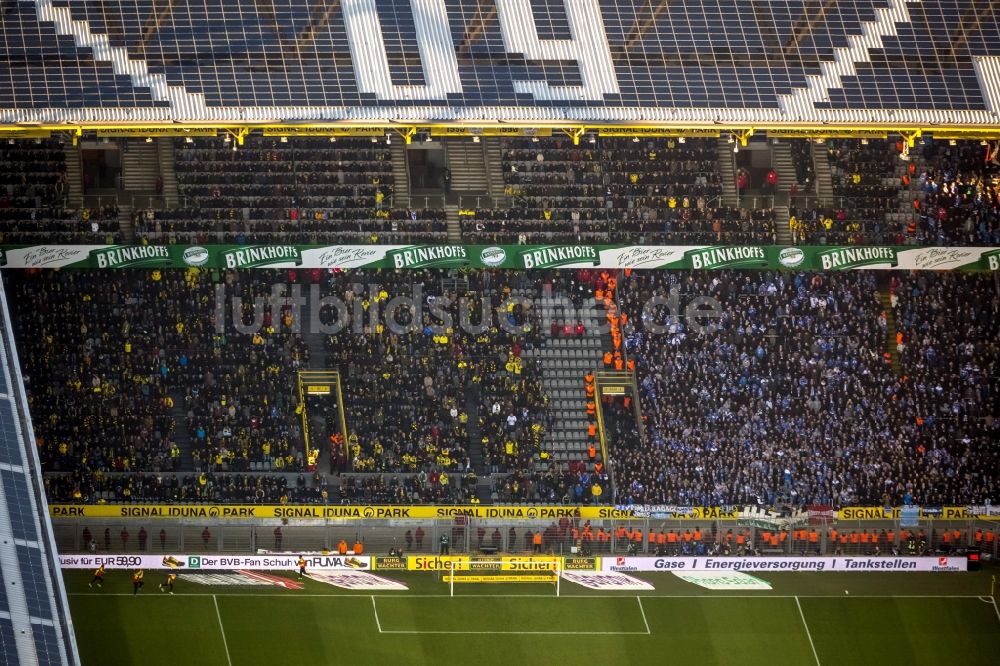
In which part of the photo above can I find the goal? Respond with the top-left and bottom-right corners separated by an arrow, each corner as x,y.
444,558 -> 562,597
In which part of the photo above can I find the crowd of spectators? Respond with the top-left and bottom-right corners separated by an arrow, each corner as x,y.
464,137 -> 606,242
818,138 -> 905,244
794,139 -> 1000,245
3,136 -> 997,246
7,270 -> 184,479
463,137 -> 778,243
176,270 -> 310,473
6,263 -> 998,508
43,472 -> 323,504
6,269 -> 313,504
913,139 -> 1000,245
613,269 -> 998,507
137,136 -> 446,243
322,270 -> 552,481
0,139 -> 121,243
891,273 -> 999,504
337,472 -> 478,503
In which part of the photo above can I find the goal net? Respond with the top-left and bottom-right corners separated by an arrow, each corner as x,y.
444,558 -> 562,597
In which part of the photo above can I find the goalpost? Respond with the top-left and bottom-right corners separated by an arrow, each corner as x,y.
444,559 -> 562,597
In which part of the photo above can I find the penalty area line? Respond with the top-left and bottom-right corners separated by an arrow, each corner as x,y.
378,630 -> 652,635
795,596 -> 821,666
213,595 -> 233,666
371,595 -> 384,634
637,596 -> 651,635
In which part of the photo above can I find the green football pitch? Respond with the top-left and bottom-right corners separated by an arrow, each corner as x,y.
64,567 -> 1000,665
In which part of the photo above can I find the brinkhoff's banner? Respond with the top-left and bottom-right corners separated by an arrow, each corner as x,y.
602,556 -> 967,573
0,245 -> 997,271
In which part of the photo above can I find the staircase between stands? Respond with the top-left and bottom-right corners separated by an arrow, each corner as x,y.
389,141 -> 410,209
63,144 -> 83,209
811,142 -> 834,206
768,140 -> 795,245
717,141 -> 739,208
444,139 -> 491,243
157,138 -> 180,207
521,290 -> 607,467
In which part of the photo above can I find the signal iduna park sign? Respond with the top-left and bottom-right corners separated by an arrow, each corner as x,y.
48,503 -> 1000,521
2,245 -> 998,271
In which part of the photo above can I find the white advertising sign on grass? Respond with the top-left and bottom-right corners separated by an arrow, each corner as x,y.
561,570 -> 655,590
310,571 -> 409,590
673,571 -> 773,590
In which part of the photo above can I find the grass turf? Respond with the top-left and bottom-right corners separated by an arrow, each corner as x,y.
64,567 -> 1000,666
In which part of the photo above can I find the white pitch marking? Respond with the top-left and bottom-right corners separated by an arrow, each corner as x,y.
371,595 -> 383,633
795,596 -> 821,666
637,596 -> 651,634
213,595 -> 233,666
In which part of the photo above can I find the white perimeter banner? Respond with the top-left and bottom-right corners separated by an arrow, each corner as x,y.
59,553 -> 371,571
603,556 -> 966,573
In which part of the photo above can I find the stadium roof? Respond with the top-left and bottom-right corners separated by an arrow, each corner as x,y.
1,0 -> 999,131
0,281 -> 77,666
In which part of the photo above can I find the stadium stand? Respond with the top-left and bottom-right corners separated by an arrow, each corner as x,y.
3,3 -> 1000,663
790,138 -> 1000,246
615,269 -> 999,507
463,136 -> 606,243
6,264 -> 997,509
140,136 -> 447,244
8,268 -> 616,504
891,272 -> 1000,505
461,136 -> 775,244
0,138 -> 120,244
914,139 -> 1000,245
0,135 -> 997,246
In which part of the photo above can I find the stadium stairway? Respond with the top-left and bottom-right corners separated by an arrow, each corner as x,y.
121,139 -> 160,193
812,142 -> 833,206
300,297 -> 330,367
117,202 -> 134,242
444,139 -> 489,196
444,204 -> 462,243
522,293 -> 605,463
717,141 -> 739,207
462,383 -> 493,501
167,388 -> 196,470
299,298 -> 337,475
156,138 -> 179,206
389,141 -> 410,208
879,278 -> 902,375
770,141 -> 795,208
63,143 -> 83,209
774,204 -> 791,245
894,146 -> 926,235
483,139 -> 506,204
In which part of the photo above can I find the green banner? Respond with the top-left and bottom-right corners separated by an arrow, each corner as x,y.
0,244 -> 996,271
